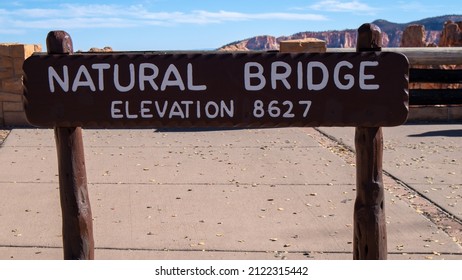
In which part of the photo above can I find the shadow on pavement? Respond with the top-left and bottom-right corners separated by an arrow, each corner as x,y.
408,129 -> 462,137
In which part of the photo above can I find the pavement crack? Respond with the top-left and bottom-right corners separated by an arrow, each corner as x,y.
311,127 -> 462,247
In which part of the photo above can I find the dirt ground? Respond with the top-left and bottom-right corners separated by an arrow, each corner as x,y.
0,130 -> 9,145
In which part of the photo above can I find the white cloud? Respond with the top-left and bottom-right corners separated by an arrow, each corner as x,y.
1,3 -> 327,30
15,8 -> 61,18
12,17 -> 140,29
176,10 -> 327,24
304,0 -> 377,13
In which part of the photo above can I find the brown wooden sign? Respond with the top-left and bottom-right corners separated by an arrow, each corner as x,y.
23,51 -> 409,128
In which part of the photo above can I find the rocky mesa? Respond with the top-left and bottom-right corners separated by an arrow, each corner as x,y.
218,15 -> 462,51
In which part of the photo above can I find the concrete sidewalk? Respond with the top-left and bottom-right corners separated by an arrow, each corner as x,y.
0,126 -> 461,260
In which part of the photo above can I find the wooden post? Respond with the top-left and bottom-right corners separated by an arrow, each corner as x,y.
47,31 -> 94,260
353,24 -> 387,260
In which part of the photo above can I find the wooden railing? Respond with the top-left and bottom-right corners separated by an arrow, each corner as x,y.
328,47 -> 462,65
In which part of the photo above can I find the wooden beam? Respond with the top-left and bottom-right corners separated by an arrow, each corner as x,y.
328,47 -> 462,66
410,68 -> 462,83
410,89 -> 462,105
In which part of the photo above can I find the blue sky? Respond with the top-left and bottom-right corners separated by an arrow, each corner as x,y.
1,0 -> 461,51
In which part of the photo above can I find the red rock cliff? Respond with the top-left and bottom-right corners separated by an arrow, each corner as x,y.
219,35 -> 278,51
218,15 -> 462,51
439,21 -> 462,47
219,30 -> 389,51
401,25 -> 429,47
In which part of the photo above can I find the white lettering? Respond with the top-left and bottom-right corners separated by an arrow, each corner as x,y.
242,60 -> 380,92
244,62 -> 266,91
271,61 -> 291,90
140,101 -> 153,118
52,59 -> 382,98
48,66 -> 69,93
139,63 -> 159,91
110,100 -> 235,120
196,101 -> 201,118
205,101 -> 219,118
334,61 -> 354,90
359,61 -> 379,90
72,65 -> 96,92
155,101 -> 168,118
181,101 -> 193,118
111,101 -> 123,119
187,63 -> 206,91
307,62 -> 328,91
114,64 -> 135,92
297,62 -> 303,90
220,100 -> 234,117
125,101 -> 138,119
91,63 -> 110,91
161,64 -> 185,91
169,101 -> 185,118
